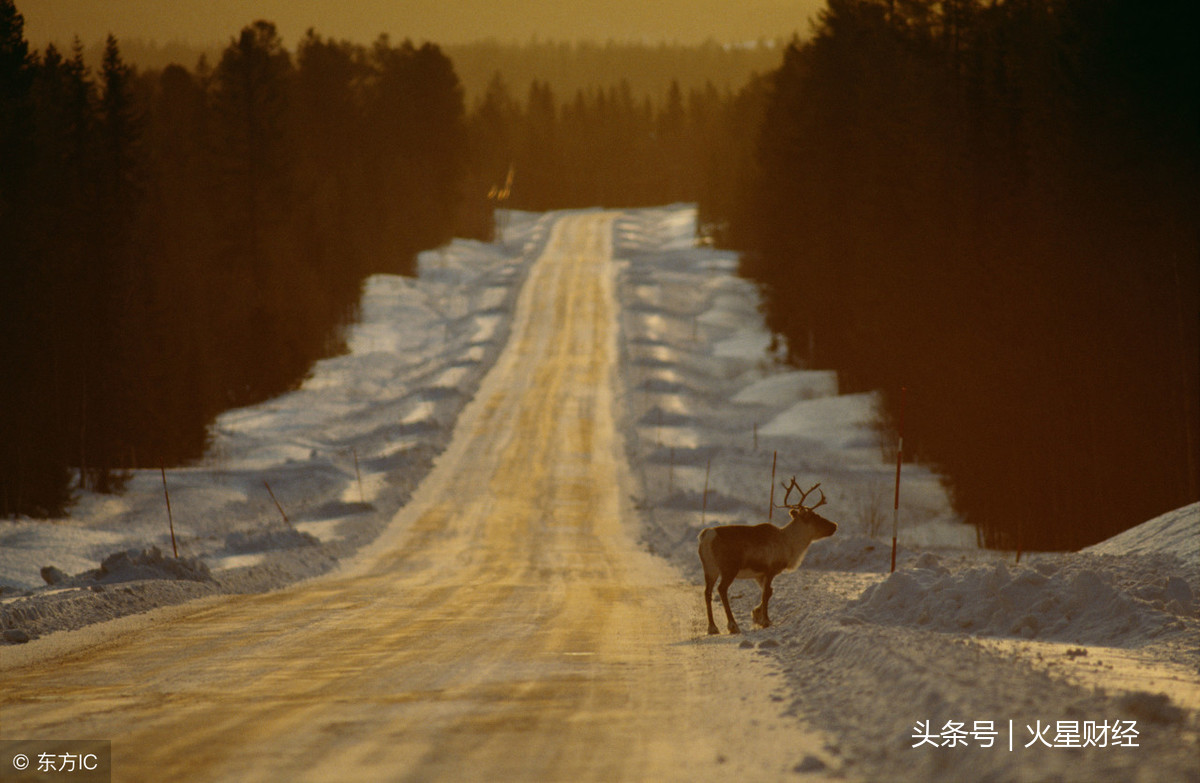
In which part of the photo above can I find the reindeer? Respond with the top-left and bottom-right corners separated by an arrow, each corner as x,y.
698,478 -> 837,635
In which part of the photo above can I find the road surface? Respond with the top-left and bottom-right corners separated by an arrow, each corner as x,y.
1,213 -> 834,781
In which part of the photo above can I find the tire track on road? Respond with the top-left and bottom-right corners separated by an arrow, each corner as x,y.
2,212 -> 838,782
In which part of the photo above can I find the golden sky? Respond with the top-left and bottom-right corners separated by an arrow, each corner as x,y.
17,0 -> 827,47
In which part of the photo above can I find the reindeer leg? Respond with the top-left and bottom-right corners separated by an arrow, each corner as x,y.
704,570 -> 720,635
717,573 -> 740,634
751,576 -> 767,626
753,574 -> 775,628
700,536 -> 721,635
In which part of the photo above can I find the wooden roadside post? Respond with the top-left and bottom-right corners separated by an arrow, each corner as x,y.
891,387 -> 907,573
161,467 -> 178,558
768,450 -> 777,521
263,480 -> 291,527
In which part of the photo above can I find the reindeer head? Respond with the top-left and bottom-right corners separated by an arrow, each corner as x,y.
777,478 -> 838,540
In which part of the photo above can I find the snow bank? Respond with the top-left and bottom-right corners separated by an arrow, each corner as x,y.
848,553 -> 1194,646
612,206 -> 1199,659
759,392 -> 882,457
730,370 -> 838,406
79,546 -> 213,585
614,205 -> 971,565
3,203 -> 1197,780
1083,502 -> 1199,566
608,207 -> 1200,782
0,210 -> 552,643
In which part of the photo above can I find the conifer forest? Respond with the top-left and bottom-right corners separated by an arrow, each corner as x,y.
1,0 -> 1196,551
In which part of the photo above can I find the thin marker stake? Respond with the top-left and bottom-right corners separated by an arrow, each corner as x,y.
891,386 -> 907,573
161,467 -> 178,559
353,447 -> 364,504
768,450 -> 777,521
263,480 -> 291,527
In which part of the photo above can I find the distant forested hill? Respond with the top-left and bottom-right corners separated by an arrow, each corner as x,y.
446,39 -> 783,104
72,36 -> 785,106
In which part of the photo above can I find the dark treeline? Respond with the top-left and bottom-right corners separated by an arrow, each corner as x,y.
8,1 -> 1194,552
2,2 -> 758,518
1,2 -> 466,515
84,37 -> 785,109
461,71 -> 757,216
446,38 -> 783,106
726,0 -> 1199,549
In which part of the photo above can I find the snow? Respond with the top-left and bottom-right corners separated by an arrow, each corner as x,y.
610,206 -> 1200,781
847,554 -> 1193,646
1084,502 -> 1199,565
731,369 -> 839,405
0,208 -> 556,638
2,205 -> 1197,781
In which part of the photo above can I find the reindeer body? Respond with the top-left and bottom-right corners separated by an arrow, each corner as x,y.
699,481 -> 837,634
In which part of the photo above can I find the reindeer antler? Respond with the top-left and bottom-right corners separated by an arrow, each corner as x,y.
777,476 -> 801,508
775,477 -> 826,511
803,483 -> 827,510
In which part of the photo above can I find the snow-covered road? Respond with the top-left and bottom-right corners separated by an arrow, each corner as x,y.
2,206 -> 1197,782
0,212 -> 838,781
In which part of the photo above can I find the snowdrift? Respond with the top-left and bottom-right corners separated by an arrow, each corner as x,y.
1,210 -> 554,640
848,553 -> 1194,646
2,202 -> 1196,672
2,204 -> 1196,782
